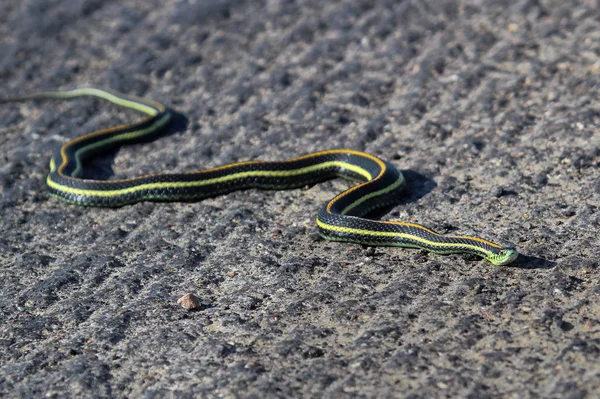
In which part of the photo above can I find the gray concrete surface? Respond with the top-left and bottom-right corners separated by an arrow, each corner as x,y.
1,0 -> 599,397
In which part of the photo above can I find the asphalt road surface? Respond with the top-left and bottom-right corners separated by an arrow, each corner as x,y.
1,1 -> 599,397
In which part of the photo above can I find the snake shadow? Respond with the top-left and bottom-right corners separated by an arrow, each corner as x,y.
82,108 -> 189,180
362,169 -> 436,220
506,254 -> 556,270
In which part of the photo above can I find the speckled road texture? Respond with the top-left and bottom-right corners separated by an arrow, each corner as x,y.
1,0 -> 599,398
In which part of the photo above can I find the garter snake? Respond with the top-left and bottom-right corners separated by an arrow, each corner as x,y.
1,87 -> 518,266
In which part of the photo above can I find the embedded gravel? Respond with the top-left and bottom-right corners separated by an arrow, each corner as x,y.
1,0 -> 600,398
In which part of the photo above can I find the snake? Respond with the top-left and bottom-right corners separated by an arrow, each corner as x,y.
1,87 -> 518,266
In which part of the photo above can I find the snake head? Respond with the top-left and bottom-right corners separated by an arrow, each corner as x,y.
487,247 -> 519,266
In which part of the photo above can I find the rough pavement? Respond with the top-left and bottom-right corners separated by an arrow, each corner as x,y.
1,0 -> 599,397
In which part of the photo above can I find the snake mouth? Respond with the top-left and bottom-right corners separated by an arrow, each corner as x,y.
488,247 -> 519,266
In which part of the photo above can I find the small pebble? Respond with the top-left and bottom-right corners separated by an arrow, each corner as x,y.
177,294 -> 201,310
534,173 -> 548,187
364,247 -> 376,256
492,186 -> 505,198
